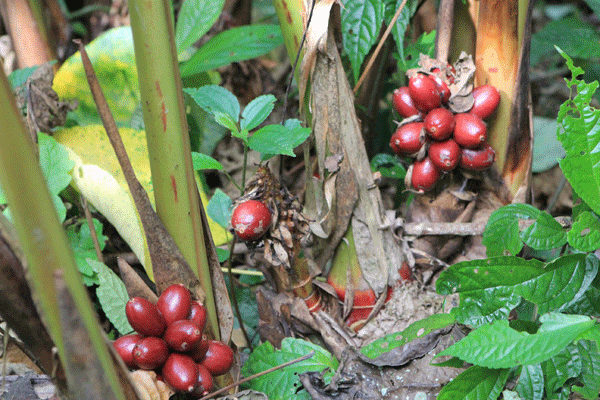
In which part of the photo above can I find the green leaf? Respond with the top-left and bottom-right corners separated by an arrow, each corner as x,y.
38,133 -> 75,222
8,66 -> 38,88
248,124 -> 310,158
385,0 -> 421,70
360,313 -> 455,359
483,204 -> 540,256
175,0 -> 225,54
531,18 -> 600,66
225,274 -> 263,347
520,211 -> 567,250
66,219 -> 106,285
207,189 -> 232,229
452,288 -> 521,328
532,117 -> 565,173
180,25 -> 283,77
515,364 -> 544,400
88,259 -> 133,335
396,30 -> 436,72
191,152 -> 223,170
573,340 -> 600,398
242,338 -> 338,400
541,343 -> 582,395
241,95 -> 276,131
370,153 -> 407,180
568,211 -> 600,252
340,0 -> 385,83
214,111 -> 240,134
437,365 -> 510,400
437,314 -> 595,368
184,85 -> 240,124
215,247 -> 230,263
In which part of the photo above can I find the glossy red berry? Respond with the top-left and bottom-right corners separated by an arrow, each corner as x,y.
113,333 -> 143,368
428,139 -> 461,171
453,113 -> 487,149
125,297 -> 166,337
460,143 -> 496,171
411,157 -> 441,192
231,200 -> 272,241
408,73 -> 441,112
132,337 -> 169,370
163,320 -> 202,352
162,353 -> 199,393
190,364 -> 214,397
424,108 -> 455,140
390,122 -> 425,155
188,301 -> 207,334
200,340 -> 234,376
190,336 -> 210,362
470,85 -> 500,120
392,87 -> 419,118
430,75 -> 451,104
157,284 -> 192,326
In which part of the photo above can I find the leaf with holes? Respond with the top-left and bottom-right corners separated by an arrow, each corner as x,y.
568,211 -> 600,252
520,210 -> 567,250
437,366 -> 510,400
482,204 -> 539,256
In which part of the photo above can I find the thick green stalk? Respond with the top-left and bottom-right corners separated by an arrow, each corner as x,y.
273,0 -> 307,83
0,68 -> 126,398
128,0 -> 219,338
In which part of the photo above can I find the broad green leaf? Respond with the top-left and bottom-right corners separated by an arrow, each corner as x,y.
180,25 -> 283,77
88,259 -> 133,335
370,153 -> 407,180
184,85 -> 240,123
38,133 -> 74,222
541,343 -> 582,395
249,124 -> 310,157
562,279 -> 600,317
191,152 -> 223,170
437,315 -> 595,368
66,219 -> 106,286
520,211 -> 567,250
515,364 -> 544,400
242,338 -> 338,400
360,313 -> 455,359
340,0 -> 385,83
241,95 -> 276,131
531,18 -> 600,66
568,211 -> 600,252
573,340 -> 600,398
437,365 -> 510,400
175,0 -> 225,54
452,288 -> 521,328
385,0 -> 421,70
532,117 -> 565,173
258,119 -> 311,160
207,189 -> 232,230
214,111 -> 240,134
483,204 -> 539,256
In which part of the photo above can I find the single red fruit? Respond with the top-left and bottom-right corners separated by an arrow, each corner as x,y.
190,336 -> 210,362
231,200 -> 272,242
390,122 -> 425,155
190,364 -> 214,397
453,113 -> 487,149
470,85 -> 500,120
162,353 -> 199,393
398,262 -> 412,281
392,87 -> 420,118
460,143 -> 496,171
411,157 -> 441,192
408,73 -> 441,112
163,320 -> 202,352
157,284 -> 192,326
428,139 -> 461,171
132,337 -> 169,370
125,297 -> 166,337
113,333 -> 143,368
200,340 -> 234,376
430,75 -> 451,104
188,301 -> 207,334
424,108 -> 455,140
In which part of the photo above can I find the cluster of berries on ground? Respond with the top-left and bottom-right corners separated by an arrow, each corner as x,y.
391,63 -> 500,192
113,284 -> 233,398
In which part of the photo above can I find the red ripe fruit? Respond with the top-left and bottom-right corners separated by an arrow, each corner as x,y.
190,364 -> 214,397
428,139 -> 461,171
132,337 -> 169,370
390,122 -> 425,155
392,87 -> 419,118
424,108 -> 455,140
157,284 -> 192,326
163,320 -> 202,352
190,336 -> 210,362
408,73 -> 441,112
453,113 -> 487,149
200,340 -> 234,376
231,200 -> 272,242
113,333 -> 143,368
188,301 -> 207,334
460,143 -> 496,171
162,353 -> 199,393
470,85 -> 500,120
411,157 -> 441,192
430,75 -> 451,104
125,297 -> 166,337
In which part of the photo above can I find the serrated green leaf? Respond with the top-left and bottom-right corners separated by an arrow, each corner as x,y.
207,189 -> 232,229
340,0 -> 385,83
241,95 -> 276,131
257,119 -> 311,161
542,343 -> 582,395
360,313 -> 455,359
191,152 -> 223,170
573,340 -> 600,398
437,365 -> 510,400
248,124 -> 309,157
568,211 -> 600,251
483,204 -> 540,256
242,338 -> 338,400
384,0 -> 420,64
175,0 -> 225,54
520,211 -> 567,250
370,153 -> 407,179
437,314 -> 594,368
180,25 -> 283,77
66,219 -> 106,285
88,259 -> 133,335
184,85 -> 240,123
515,364 -> 544,400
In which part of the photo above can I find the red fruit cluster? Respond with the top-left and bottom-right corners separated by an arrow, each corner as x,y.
113,284 -> 234,398
231,199 -> 272,242
391,70 -> 499,192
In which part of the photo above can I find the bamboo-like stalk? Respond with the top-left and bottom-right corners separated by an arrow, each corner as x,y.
273,0 -> 307,83
128,0 -> 219,338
